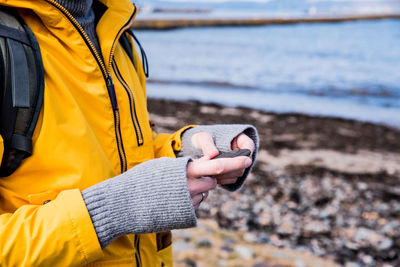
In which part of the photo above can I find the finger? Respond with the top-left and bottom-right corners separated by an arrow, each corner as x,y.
197,155 -> 211,162
214,169 -> 245,180
187,176 -> 217,196
192,132 -> 219,158
217,178 -> 238,185
232,133 -> 255,156
187,156 -> 252,178
192,191 -> 209,209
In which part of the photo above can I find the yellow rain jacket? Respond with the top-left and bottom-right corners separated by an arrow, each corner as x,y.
0,0 -> 191,265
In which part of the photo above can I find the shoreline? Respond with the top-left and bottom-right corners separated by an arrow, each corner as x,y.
148,98 -> 400,266
132,14 -> 400,30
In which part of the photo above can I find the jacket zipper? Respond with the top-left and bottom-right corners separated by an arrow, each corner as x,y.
45,0 -> 137,173
112,61 -> 144,146
134,235 -> 142,267
106,74 -> 127,171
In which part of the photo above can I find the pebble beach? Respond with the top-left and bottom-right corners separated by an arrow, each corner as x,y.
148,98 -> 400,267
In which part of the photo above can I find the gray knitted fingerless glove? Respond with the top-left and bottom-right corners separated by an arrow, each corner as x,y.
177,124 -> 259,191
81,157 -> 196,248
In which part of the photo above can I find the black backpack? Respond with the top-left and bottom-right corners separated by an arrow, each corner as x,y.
0,7 -> 148,177
0,7 -> 44,177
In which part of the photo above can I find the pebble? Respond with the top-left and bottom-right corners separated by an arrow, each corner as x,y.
360,254 -> 374,265
345,262 -> 362,267
269,234 -> 285,247
294,259 -> 306,267
277,214 -> 298,236
221,245 -> 233,252
377,238 -> 393,251
181,258 -> 196,267
217,260 -> 227,267
223,237 -> 236,245
269,251 -> 291,260
196,161 -> 400,266
196,238 -> 212,248
234,245 -> 254,259
352,227 -> 389,248
172,241 -> 194,253
243,232 -> 258,243
302,220 -> 330,236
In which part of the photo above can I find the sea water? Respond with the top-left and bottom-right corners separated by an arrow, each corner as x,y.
133,1 -> 400,126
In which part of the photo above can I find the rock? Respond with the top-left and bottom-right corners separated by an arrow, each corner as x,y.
252,201 -> 269,214
345,262 -> 362,267
223,237 -> 236,245
319,205 -> 338,219
310,239 -> 325,256
217,260 -> 227,267
256,234 -> 270,244
243,232 -> 258,243
277,213 -> 298,236
234,245 -> 254,259
196,238 -> 212,248
181,258 -> 196,267
269,234 -> 285,247
173,241 -> 194,253
344,241 -> 360,250
381,221 -> 400,237
377,238 -> 393,251
269,251 -> 291,260
360,254 -> 374,265
221,245 -> 233,252
352,227 -> 392,250
302,220 -> 330,237
220,202 -> 238,220
294,259 -> 306,267
357,182 -> 368,191
257,211 -> 272,227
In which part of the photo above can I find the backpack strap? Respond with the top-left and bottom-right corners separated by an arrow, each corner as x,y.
120,29 -> 149,78
0,6 -> 44,177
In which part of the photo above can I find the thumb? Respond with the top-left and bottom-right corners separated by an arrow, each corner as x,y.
191,131 -> 219,158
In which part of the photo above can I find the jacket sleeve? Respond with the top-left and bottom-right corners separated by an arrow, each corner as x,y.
151,126 -> 196,158
0,189 -> 103,266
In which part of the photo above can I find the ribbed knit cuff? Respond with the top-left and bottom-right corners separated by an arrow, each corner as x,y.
177,124 -> 259,191
82,157 -> 196,248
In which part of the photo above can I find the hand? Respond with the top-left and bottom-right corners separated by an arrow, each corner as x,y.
191,131 -> 255,185
186,154 -> 252,209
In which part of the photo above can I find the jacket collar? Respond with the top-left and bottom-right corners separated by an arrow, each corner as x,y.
0,0 -> 137,74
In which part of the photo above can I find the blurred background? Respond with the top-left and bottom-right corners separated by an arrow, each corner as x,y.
133,0 -> 400,126
131,1 -> 400,266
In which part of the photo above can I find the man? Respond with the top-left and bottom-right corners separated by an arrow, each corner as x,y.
0,0 -> 258,266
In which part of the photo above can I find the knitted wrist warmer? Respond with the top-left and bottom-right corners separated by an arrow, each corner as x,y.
82,157 -> 196,248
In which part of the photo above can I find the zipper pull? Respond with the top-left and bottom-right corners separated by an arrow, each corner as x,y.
106,74 -> 119,110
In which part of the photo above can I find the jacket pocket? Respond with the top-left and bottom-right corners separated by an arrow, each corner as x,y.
156,231 -> 172,251
27,190 -> 58,205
